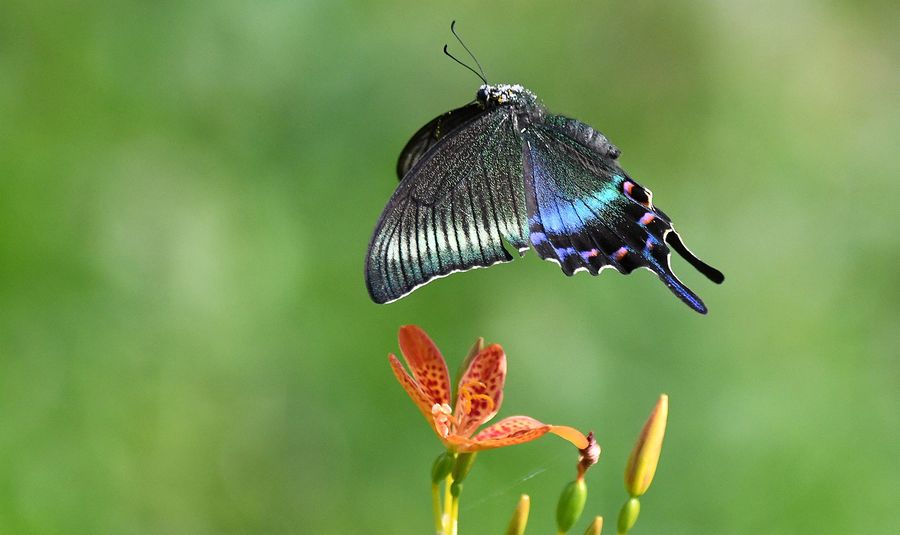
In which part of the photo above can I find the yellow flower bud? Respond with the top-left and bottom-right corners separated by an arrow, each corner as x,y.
504,494 -> 530,535
583,515 -> 603,535
624,394 -> 668,497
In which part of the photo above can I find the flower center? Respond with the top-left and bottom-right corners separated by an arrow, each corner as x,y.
430,382 -> 495,438
431,403 -> 455,438
458,380 -> 495,415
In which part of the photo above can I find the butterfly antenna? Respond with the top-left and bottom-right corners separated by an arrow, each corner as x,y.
443,44 -> 488,84
450,20 -> 488,83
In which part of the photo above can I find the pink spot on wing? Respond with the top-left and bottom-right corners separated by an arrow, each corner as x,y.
614,247 -> 628,261
640,213 -> 655,225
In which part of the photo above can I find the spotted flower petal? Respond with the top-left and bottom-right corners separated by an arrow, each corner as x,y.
458,416 -> 547,451
454,344 -> 506,437
398,325 -> 451,405
388,354 -> 436,424
469,416 -> 589,451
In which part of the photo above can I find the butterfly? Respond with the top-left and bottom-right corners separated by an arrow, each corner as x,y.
365,22 -> 724,313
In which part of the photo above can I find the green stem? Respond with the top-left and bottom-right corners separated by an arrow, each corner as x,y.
431,482 -> 443,535
442,473 -> 453,534
449,492 -> 460,535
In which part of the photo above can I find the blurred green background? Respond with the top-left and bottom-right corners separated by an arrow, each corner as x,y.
1,0 -> 897,533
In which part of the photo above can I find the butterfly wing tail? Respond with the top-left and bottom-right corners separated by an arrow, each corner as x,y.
664,230 -> 725,284
658,269 -> 708,314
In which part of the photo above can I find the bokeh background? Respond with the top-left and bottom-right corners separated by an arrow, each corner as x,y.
1,0 -> 897,533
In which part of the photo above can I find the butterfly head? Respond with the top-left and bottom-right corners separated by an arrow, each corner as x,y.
476,83 -> 539,110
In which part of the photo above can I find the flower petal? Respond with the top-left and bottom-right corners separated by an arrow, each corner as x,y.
454,344 -> 506,437
389,354 -> 438,426
398,325 -> 451,405
549,426 -> 589,449
465,415 -> 551,451
471,415 -> 545,440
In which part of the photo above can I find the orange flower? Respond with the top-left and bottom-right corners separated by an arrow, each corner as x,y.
389,325 -> 588,452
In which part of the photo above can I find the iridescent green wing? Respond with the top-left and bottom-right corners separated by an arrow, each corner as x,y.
367,109 -> 528,303
395,103 -> 484,180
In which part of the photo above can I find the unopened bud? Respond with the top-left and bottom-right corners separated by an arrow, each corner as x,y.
556,478 -> 588,532
431,451 -> 454,484
583,516 -> 603,535
624,394 -> 668,497
504,494 -> 530,535
452,452 -> 477,485
455,337 -> 485,385
617,498 -> 640,534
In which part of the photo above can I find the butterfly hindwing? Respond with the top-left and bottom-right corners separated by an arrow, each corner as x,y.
396,102 -> 485,180
523,115 -> 722,313
367,108 -> 529,304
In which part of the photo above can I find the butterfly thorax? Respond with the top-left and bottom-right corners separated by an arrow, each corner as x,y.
476,83 -> 544,118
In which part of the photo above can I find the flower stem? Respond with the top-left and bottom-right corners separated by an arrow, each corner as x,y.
431,482 -> 443,535
443,473 -> 453,534
449,492 -> 460,535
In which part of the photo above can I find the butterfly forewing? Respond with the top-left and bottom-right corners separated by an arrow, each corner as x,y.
367,108 -> 529,304
396,102 -> 485,180
523,115 -> 711,313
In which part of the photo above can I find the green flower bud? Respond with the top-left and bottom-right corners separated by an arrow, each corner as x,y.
556,478 -> 588,532
431,451 -> 454,484
504,494 -> 530,535
452,452 -> 477,484
455,337 -> 485,386
617,498 -> 640,534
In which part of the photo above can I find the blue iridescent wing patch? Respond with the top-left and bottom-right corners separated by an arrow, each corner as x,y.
523,114 -> 724,313
366,108 -> 529,304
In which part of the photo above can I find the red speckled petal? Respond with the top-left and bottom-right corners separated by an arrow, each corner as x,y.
398,325 -> 451,405
466,415 -> 550,451
454,344 -> 506,437
389,354 -> 438,428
